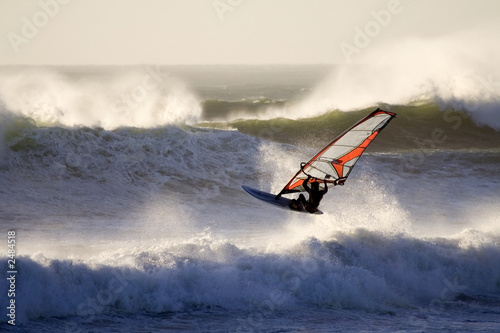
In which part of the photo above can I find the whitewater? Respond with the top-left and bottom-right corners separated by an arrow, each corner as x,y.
0,61 -> 500,332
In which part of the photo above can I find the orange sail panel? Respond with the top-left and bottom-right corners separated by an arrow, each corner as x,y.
277,109 -> 396,196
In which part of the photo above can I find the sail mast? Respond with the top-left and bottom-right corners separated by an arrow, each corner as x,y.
276,109 -> 396,197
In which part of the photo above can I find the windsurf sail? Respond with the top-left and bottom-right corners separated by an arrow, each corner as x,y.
276,108 -> 396,197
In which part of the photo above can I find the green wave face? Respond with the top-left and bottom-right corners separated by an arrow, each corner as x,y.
199,100 -> 500,152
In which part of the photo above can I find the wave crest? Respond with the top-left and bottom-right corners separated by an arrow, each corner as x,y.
253,28 -> 500,129
2,229 -> 499,322
0,66 -> 202,129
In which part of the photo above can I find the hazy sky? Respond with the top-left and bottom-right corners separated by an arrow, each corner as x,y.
1,0 -> 499,65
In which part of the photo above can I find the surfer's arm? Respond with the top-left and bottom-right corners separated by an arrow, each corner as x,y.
323,180 -> 328,194
303,176 -> 311,192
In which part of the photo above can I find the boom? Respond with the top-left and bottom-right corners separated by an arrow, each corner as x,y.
276,108 -> 396,197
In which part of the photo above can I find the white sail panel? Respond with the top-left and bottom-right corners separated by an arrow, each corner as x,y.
277,109 -> 396,196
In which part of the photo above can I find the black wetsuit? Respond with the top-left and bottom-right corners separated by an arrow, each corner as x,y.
288,177 -> 328,213
302,179 -> 328,213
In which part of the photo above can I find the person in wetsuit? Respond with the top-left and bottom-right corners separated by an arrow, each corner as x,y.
290,176 -> 328,213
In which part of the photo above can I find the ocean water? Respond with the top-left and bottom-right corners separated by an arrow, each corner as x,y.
0,65 -> 500,332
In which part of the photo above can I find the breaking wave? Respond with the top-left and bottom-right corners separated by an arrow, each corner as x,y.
2,229 -> 500,323
200,101 -> 500,151
0,66 -> 202,129
276,27 -> 500,130
1,63 -> 499,328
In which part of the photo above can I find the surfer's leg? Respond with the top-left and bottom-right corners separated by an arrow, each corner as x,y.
305,206 -> 318,214
298,194 -> 306,205
297,194 -> 306,211
289,195 -> 306,211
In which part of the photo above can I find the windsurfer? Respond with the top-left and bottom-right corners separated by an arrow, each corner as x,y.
289,176 -> 328,213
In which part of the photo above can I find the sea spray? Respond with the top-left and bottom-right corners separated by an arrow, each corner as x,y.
0,66 -> 202,128
1,65 -> 499,331
259,27 -> 500,128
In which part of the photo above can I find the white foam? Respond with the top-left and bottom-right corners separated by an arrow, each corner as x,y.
252,26 -> 500,129
0,67 -> 202,129
5,226 -> 500,323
